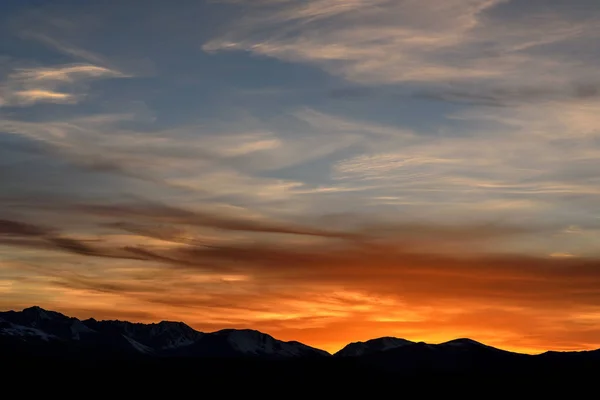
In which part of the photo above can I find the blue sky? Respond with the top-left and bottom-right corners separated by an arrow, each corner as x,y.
2,0 -> 600,353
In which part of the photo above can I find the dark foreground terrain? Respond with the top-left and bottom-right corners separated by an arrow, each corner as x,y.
4,351 -> 599,395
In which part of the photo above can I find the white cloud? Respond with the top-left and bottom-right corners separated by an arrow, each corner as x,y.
15,64 -> 121,82
193,132 -> 282,157
204,0 -> 600,86
294,108 -> 414,139
6,98 -> 600,226
335,153 -> 460,181
167,170 -> 305,201
0,110 -> 376,209
324,94 -> 600,225
12,89 -> 73,104
0,63 -> 127,107
449,99 -> 600,139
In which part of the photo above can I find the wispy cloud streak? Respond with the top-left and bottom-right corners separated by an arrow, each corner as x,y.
0,63 -> 127,106
204,0 -> 600,86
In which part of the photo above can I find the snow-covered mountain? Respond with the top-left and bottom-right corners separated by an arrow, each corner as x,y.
0,306 -> 328,358
170,328 -> 330,358
0,314 -> 58,341
335,336 -> 415,357
0,306 -> 154,356
0,306 -> 93,341
83,318 -> 203,350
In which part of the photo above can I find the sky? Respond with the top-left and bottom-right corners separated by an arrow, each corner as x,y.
1,0 -> 600,354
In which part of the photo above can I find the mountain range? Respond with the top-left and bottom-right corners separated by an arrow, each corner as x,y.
0,306 -> 328,358
2,306 -> 600,377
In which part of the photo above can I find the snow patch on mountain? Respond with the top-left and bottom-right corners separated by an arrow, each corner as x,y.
122,335 -> 154,354
212,329 -> 329,357
1,321 -> 56,341
82,319 -> 203,350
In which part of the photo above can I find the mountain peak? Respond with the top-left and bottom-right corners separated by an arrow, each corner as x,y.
440,338 -> 487,348
24,306 -> 46,311
19,306 -> 69,323
158,320 -> 185,325
81,318 -> 203,350
335,336 -> 415,357
174,327 -> 329,358
23,306 -> 51,318
157,320 -> 194,330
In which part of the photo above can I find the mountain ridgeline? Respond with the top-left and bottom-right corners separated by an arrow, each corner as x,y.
2,306 -> 600,382
0,306 -> 327,358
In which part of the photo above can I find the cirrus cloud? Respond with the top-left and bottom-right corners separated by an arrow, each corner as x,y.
0,63 -> 127,107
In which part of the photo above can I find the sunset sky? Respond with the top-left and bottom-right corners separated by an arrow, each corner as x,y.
1,0 -> 600,354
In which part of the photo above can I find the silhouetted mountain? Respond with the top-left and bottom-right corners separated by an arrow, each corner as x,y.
335,336 -> 415,356
2,305 -> 600,381
83,318 -> 203,350
0,306 -> 327,359
359,337 -> 532,374
168,328 -> 329,358
0,306 -> 155,357
0,306 -> 92,340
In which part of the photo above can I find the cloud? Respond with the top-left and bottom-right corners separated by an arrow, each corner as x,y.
324,97 -> 600,222
413,82 -> 600,107
77,201 -> 363,239
203,0 -> 600,87
334,153 -> 460,181
88,239 -> 600,321
0,109 -> 397,210
0,63 -> 127,107
449,97 -> 600,139
12,89 -> 73,104
14,64 -> 122,82
0,219 -> 50,237
293,108 -> 414,139
2,102 -> 599,235
0,196 -> 545,262
0,218 -> 144,260
11,5 -> 156,77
